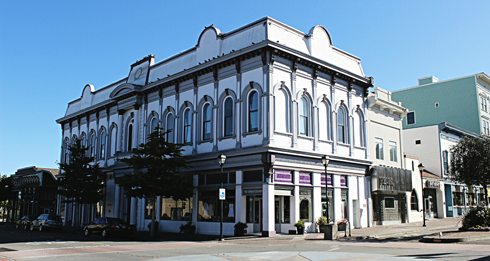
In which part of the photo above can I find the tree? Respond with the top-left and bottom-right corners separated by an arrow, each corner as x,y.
116,127 -> 192,237
0,175 -> 14,222
450,135 -> 490,207
58,138 -> 105,227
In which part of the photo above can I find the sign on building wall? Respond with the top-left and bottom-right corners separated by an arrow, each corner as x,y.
371,166 -> 412,192
321,174 -> 332,186
299,172 -> 311,185
274,170 -> 292,183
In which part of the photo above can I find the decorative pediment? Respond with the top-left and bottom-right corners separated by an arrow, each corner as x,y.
110,83 -> 142,99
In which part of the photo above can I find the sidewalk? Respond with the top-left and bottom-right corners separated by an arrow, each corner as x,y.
315,217 -> 490,243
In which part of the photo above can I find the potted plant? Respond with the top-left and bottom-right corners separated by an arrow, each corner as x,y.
234,221 -> 248,236
294,220 -> 306,234
337,219 -> 347,232
179,221 -> 196,234
316,216 -> 331,233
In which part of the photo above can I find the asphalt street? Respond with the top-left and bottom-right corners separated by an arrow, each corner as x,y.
1,225 -> 490,261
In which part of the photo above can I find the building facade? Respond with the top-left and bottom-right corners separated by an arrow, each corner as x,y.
56,17 -> 374,236
10,167 -> 59,221
392,73 -> 490,135
402,122 -> 484,218
366,87 -> 421,225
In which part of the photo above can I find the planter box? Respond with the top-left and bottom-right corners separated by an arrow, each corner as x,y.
234,229 -> 246,236
297,227 -> 305,234
324,224 -> 338,240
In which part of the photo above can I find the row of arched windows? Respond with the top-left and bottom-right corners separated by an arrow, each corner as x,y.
274,87 -> 365,147
63,88 -> 261,163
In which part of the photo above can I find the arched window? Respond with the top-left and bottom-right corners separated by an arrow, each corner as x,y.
224,98 -> 233,137
64,138 -> 70,163
249,91 -> 259,132
110,125 -> 117,157
80,133 -> 87,148
166,113 -> 174,143
184,109 -> 192,144
150,117 -> 158,133
410,190 -> 419,210
99,129 -> 106,159
90,132 -> 96,157
299,97 -> 308,135
337,107 -> 347,143
127,124 -> 133,151
353,110 -> 364,147
202,103 -> 211,140
319,101 -> 331,140
275,89 -> 288,133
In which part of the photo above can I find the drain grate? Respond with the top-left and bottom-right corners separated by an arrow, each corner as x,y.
0,247 -> 16,252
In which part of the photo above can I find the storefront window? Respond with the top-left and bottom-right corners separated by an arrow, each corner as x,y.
274,196 -> 290,224
453,192 -> 463,206
198,190 -> 235,222
145,198 -> 155,219
321,188 -> 333,220
384,197 -> 395,208
299,190 -> 312,221
467,193 -> 476,206
341,189 -> 348,220
161,197 -> 193,221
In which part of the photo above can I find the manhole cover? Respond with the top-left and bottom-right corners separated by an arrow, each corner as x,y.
0,247 -> 16,252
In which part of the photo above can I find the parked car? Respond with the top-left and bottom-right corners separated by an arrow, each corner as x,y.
83,217 -> 132,238
15,215 -> 37,230
30,214 -> 63,232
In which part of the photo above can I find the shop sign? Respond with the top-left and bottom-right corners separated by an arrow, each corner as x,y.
340,176 -> 347,187
426,180 -> 440,188
274,170 -> 292,183
371,166 -> 412,192
321,174 -> 332,186
243,189 -> 262,195
299,172 -> 311,185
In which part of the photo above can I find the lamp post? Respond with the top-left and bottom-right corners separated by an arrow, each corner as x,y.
217,154 -> 227,241
418,163 -> 426,227
322,155 -> 330,222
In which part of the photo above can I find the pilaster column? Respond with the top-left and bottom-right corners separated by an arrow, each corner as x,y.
235,73 -> 242,149
114,185 -> 120,218
262,182 -> 275,237
117,111 -> 123,152
130,197 -> 137,226
133,107 -> 139,149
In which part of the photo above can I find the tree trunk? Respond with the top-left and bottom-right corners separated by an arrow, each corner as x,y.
485,184 -> 489,207
150,196 -> 157,238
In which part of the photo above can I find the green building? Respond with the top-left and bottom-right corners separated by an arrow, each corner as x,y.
392,73 -> 490,135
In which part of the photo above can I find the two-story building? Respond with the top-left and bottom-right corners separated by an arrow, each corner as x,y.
56,17 -> 374,236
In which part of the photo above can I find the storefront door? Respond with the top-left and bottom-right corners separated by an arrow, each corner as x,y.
254,198 -> 262,233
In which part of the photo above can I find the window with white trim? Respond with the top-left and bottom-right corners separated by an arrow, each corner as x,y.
224,98 -> 233,137
184,109 -> 192,144
337,107 -> 347,143
202,103 -> 211,141
99,129 -> 106,159
299,97 -> 308,135
375,138 -> 384,160
248,91 -> 259,132
166,113 -> 174,143
407,111 -> 415,125
389,141 -> 397,162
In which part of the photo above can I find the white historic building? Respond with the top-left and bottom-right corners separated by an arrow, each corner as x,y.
56,17 -> 374,236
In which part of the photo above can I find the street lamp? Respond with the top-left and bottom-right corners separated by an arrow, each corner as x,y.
418,163 -> 426,227
217,154 -> 227,241
322,155 -> 330,222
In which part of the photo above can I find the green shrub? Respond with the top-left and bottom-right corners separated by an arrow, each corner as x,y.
294,220 -> 305,228
462,207 -> 490,228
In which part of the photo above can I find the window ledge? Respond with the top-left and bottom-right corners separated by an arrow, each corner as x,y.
274,131 -> 293,137
242,130 -> 262,137
218,135 -> 236,141
337,142 -> 350,147
298,135 -> 314,140
197,140 -> 213,145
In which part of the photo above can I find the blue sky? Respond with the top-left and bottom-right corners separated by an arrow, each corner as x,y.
1,0 -> 489,175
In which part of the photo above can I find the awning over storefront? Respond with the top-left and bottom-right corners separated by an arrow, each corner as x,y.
371,166 -> 412,192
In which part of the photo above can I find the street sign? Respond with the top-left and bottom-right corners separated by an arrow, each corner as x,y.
219,188 -> 226,200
